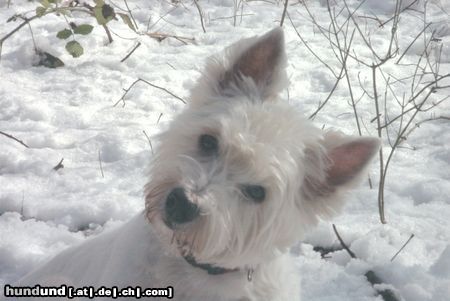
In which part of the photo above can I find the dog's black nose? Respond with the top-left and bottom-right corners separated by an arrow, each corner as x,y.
165,188 -> 199,226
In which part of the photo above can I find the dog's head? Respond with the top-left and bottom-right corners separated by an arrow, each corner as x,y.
145,28 -> 379,271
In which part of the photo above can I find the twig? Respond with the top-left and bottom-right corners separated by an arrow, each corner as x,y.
372,65 -> 386,224
146,32 -> 195,44
120,41 -> 141,62
332,224 -> 356,259
143,130 -> 154,154
309,29 -> 355,119
379,0 -> 419,28
404,115 -> 449,139
123,0 -> 139,30
210,13 -> 254,21
326,0 -> 362,135
20,191 -> 24,217
102,24 -> 114,44
156,113 -> 163,124
391,234 -> 415,262
396,23 -> 431,64
193,0 -> 206,33
287,11 -> 339,78
98,150 -> 104,178
114,78 -> 186,107
0,130 -> 29,148
0,14 -> 39,59
26,21 -> 37,51
280,0 -> 289,27
53,158 -> 65,171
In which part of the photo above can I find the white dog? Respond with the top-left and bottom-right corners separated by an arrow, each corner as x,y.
7,28 -> 379,301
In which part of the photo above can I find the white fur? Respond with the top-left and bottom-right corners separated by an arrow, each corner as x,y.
9,28 -> 380,301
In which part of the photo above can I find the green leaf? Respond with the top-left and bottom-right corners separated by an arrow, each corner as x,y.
35,50 -> 65,68
118,13 -> 136,32
65,41 -> 84,58
93,6 -> 106,25
40,0 -> 50,8
102,5 -> 116,20
36,6 -> 47,17
73,24 -> 94,35
56,29 -> 72,39
94,4 -> 115,25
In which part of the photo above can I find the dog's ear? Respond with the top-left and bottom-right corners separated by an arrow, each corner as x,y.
301,132 -> 380,219
190,27 -> 288,105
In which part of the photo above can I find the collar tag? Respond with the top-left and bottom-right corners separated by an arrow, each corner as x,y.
247,268 -> 254,282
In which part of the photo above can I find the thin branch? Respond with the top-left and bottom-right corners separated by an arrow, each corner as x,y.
193,0 -> 206,33
391,234 -> 415,262
102,24 -> 114,44
280,0 -> 289,27
146,32 -> 195,44
143,130 -> 154,155
372,65 -> 386,224
114,78 -> 186,107
326,0 -> 362,135
309,29 -> 355,119
0,130 -> 29,148
20,191 -> 24,217
288,11 -> 339,78
0,14 -> 39,58
53,158 -> 65,171
396,22 -> 431,64
98,150 -> 104,178
120,41 -> 141,62
157,113 -> 163,124
380,74 -> 450,129
210,13 -> 254,22
379,0 -> 419,28
332,224 -> 356,259
123,0 -> 139,30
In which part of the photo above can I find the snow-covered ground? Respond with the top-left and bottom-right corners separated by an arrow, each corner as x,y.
0,0 -> 449,300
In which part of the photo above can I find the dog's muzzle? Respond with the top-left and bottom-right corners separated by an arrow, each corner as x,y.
164,187 -> 199,227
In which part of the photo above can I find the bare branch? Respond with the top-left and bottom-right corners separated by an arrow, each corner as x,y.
332,224 -> 357,259
53,158 -> 65,171
114,78 -> 187,107
280,0 -> 289,27
98,150 -> 104,178
143,130 -> 154,155
146,32 -> 195,45
288,11 -> 339,78
193,0 -> 207,33
0,130 -> 29,148
120,41 -> 141,63
391,234 -> 415,262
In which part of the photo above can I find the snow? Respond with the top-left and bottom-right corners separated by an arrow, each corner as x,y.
1,0 -> 449,300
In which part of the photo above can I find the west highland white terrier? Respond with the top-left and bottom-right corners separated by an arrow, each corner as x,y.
8,28 -> 380,301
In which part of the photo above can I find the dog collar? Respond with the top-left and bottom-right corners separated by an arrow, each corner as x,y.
183,255 -> 239,275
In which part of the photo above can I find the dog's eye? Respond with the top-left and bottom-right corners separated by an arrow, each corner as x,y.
242,185 -> 266,203
198,134 -> 218,155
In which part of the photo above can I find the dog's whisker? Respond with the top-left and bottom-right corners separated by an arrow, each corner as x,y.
189,226 -> 200,255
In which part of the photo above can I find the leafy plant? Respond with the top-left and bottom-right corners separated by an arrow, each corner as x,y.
0,0 -> 137,63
